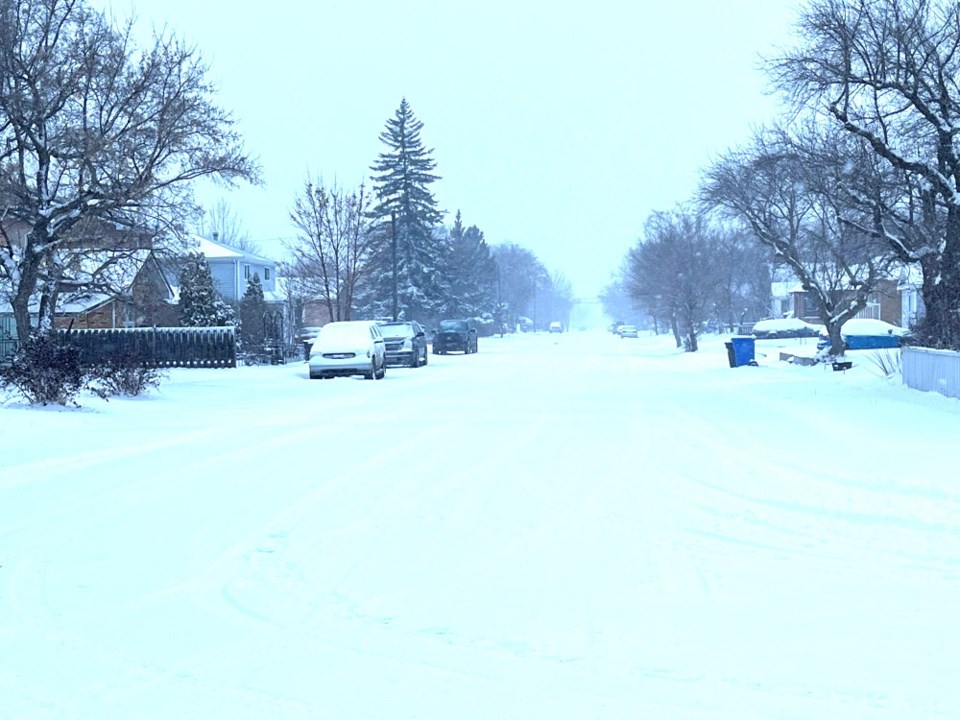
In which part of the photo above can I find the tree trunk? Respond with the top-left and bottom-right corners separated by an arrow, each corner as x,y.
670,316 -> 682,348
825,323 -> 845,357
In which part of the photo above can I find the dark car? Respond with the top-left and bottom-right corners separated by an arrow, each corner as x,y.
432,318 -> 478,354
377,320 -> 428,368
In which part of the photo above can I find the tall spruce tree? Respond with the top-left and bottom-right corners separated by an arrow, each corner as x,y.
178,254 -> 235,327
239,274 -> 267,350
366,98 -> 445,320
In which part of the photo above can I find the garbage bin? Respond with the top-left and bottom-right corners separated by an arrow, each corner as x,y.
724,341 -> 737,368
729,335 -> 756,367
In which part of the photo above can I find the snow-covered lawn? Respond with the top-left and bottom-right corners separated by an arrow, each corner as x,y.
2,331 -> 958,719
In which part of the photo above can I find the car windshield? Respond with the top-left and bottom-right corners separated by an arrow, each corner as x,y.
439,320 -> 467,332
439,320 -> 467,331
318,323 -> 371,344
378,323 -> 414,337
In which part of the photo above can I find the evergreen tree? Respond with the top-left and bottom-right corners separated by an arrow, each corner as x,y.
178,254 -> 235,327
441,210 -> 497,317
239,273 -> 267,349
365,98 -> 445,320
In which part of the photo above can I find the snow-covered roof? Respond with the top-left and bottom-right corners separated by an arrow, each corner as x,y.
189,235 -> 277,266
61,249 -> 153,290
192,235 -> 243,259
840,318 -> 909,336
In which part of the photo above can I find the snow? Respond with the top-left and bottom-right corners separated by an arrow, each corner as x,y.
838,319 -> 910,337
2,331 -> 959,719
752,317 -> 822,333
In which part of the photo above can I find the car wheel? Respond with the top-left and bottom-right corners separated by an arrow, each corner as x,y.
409,351 -> 419,368
422,349 -> 428,366
377,359 -> 386,379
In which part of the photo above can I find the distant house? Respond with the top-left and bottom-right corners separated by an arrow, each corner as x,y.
54,250 -> 178,330
192,235 -> 277,303
1,231 -> 289,357
769,267 -> 903,327
898,264 -> 925,329
2,247 -> 178,345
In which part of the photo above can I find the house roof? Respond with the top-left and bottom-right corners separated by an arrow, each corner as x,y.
190,235 -> 277,266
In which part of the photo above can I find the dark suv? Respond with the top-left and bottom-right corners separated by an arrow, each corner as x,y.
377,320 -> 428,368
432,318 -> 478,354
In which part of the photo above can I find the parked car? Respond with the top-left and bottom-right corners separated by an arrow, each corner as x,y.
432,318 -> 479,354
293,326 -> 322,345
817,318 -> 910,351
308,321 -> 386,379
618,324 -> 639,338
549,321 -> 563,333
377,320 -> 428,368
751,318 -> 823,339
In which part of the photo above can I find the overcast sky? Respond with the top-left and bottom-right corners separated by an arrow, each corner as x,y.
98,0 -> 802,299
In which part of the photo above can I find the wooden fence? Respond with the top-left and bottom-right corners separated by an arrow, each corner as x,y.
59,327 -> 237,369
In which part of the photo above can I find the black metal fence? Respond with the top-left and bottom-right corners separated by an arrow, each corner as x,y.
58,327 -> 237,368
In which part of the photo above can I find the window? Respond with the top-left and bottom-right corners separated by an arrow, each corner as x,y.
244,264 -> 250,279
264,267 -> 271,280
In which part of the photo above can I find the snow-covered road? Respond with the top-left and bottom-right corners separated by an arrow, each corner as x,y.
2,331 -> 958,719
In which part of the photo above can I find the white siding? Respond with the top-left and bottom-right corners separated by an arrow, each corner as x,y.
902,346 -> 960,400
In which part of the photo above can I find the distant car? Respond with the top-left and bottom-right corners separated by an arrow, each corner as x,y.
294,326 -> 322,344
817,318 -> 910,351
549,321 -> 563,333
377,320 -> 428,368
618,324 -> 639,338
433,318 -> 478,354
751,318 -> 823,339
308,321 -> 386,379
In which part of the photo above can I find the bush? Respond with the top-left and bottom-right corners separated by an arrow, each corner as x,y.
866,348 -> 902,378
0,332 -> 91,406
91,352 -> 166,397
0,333 -> 167,405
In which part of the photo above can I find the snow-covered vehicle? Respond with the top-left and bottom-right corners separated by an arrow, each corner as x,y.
308,321 -> 386,379
751,318 -> 822,339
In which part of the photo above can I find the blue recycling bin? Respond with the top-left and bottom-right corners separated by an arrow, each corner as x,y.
729,336 -> 756,367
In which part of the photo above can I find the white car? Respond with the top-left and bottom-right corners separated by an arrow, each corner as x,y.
618,324 -> 639,338
308,321 -> 386,380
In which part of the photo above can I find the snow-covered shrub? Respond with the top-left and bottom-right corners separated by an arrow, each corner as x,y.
0,332 -> 93,406
91,352 -> 166,397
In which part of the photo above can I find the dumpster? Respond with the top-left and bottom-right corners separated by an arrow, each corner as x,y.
727,336 -> 756,367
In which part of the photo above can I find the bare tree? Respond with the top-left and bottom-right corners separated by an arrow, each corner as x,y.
0,0 -> 259,344
285,179 -> 376,323
771,0 -> 960,348
199,199 -> 260,254
624,208 -> 726,352
702,125 -> 896,355
490,243 -> 545,328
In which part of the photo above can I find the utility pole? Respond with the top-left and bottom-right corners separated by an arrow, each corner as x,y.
497,267 -> 503,337
533,277 -> 537,333
391,211 -> 398,321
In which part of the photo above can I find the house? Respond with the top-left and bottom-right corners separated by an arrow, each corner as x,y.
769,266 -> 904,327
54,250 -> 179,330
898,264 -> 925,329
193,234 -> 278,303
